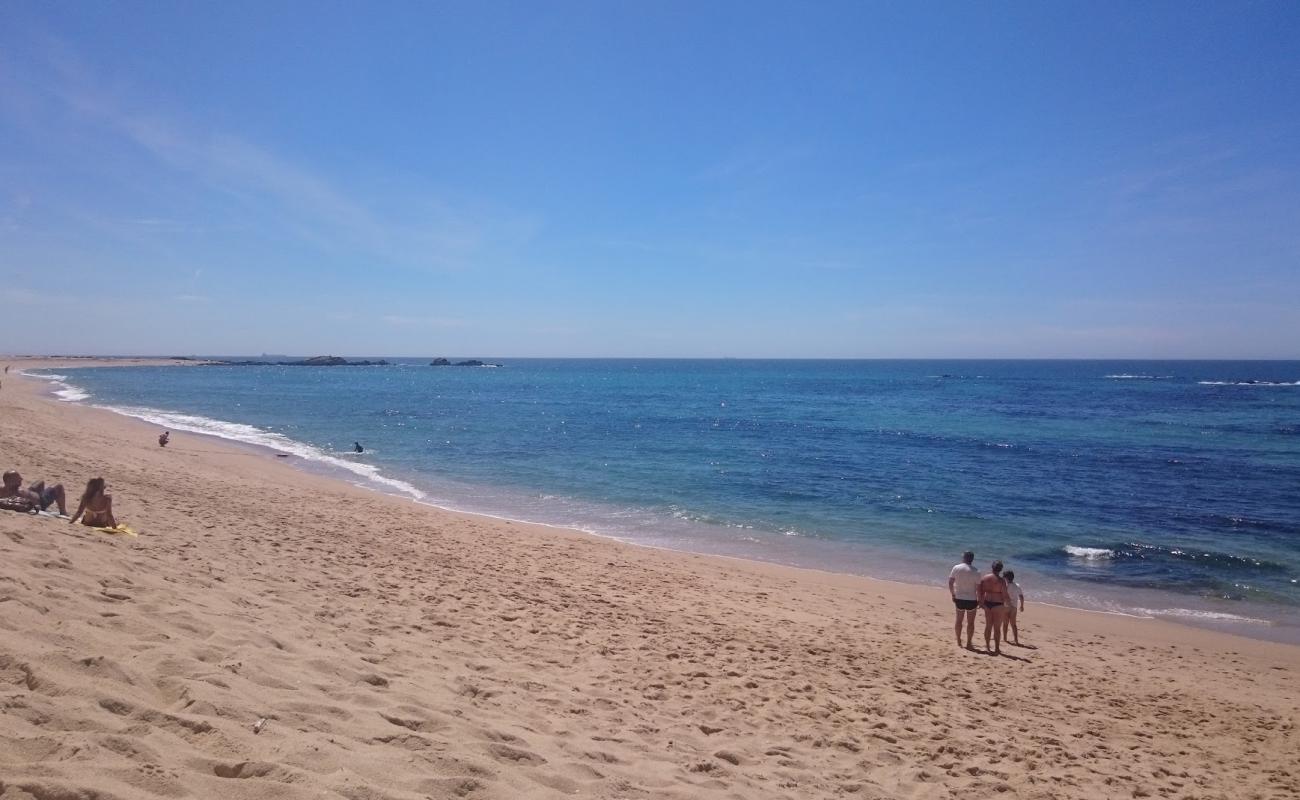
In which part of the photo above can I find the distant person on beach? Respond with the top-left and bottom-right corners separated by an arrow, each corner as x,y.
158,431 -> 170,447
354,442 -> 364,453
1,470 -> 68,515
1002,569 -> 1025,646
977,560 -> 1010,654
69,477 -> 115,528
948,551 -> 980,649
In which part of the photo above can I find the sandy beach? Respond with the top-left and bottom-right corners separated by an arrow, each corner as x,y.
1,359 -> 1298,800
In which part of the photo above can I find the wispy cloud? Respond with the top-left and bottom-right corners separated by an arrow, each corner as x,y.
76,102 -> 480,268
696,142 -> 812,184
1096,144 -> 1242,202
0,38 -> 532,273
0,287 -> 78,306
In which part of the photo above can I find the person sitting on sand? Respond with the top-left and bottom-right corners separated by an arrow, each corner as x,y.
1,470 -> 68,515
948,550 -> 981,649
69,477 -> 116,528
1002,569 -> 1025,646
158,431 -> 170,447
977,560 -> 1010,654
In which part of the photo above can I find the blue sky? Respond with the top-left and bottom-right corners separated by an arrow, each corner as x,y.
2,1 -> 1298,358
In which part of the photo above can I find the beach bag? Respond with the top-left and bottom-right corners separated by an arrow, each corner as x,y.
0,495 -> 36,513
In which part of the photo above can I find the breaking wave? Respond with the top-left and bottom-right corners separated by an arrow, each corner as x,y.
20,370 -> 91,402
1129,608 -> 1271,625
95,404 -> 427,501
1064,545 -> 1113,559
1198,380 -> 1300,387
1022,541 -> 1296,603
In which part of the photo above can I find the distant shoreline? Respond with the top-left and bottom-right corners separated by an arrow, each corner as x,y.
7,354 -> 1300,362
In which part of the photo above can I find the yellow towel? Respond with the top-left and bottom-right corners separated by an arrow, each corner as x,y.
93,524 -> 138,537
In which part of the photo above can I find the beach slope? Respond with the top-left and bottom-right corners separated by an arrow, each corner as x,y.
1,363 -> 1298,799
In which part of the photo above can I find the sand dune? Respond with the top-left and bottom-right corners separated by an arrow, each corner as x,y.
2,361 -> 1298,799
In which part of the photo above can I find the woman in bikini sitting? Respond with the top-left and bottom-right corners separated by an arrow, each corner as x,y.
976,559 -> 1009,655
69,477 -> 116,528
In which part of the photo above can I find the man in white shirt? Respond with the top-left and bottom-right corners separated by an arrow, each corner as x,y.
948,550 -> 980,649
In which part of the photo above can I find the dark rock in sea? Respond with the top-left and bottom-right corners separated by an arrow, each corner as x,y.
292,356 -> 389,366
204,355 -> 390,367
429,358 -> 502,367
301,355 -> 350,366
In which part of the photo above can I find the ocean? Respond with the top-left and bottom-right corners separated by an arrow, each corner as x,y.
27,359 -> 1300,642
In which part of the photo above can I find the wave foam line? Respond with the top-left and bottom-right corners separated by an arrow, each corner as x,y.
1131,607 -> 1272,624
1064,545 -> 1114,559
20,370 -> 91,401
1037,601 -> 1271,625
1198,380 -> 1300,386
95,404 -> 427,501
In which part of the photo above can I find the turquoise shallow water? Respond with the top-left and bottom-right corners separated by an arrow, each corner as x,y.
31,359 -> 1300,641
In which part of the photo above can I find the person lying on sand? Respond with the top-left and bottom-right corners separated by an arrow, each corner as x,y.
1,470 -> 68,515
69,477 -> 116,528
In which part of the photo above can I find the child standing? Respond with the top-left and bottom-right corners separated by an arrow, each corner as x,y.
1002,570 -> 1025,645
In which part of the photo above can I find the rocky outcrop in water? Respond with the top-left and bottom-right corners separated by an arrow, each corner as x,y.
207,356 -> 390,366
429,358 -> 501,367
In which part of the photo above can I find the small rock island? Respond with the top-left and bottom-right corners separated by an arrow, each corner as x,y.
430,358 -> 502,367
208,355 -> 390,366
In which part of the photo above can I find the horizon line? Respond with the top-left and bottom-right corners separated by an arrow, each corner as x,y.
7,354 -> 1300,363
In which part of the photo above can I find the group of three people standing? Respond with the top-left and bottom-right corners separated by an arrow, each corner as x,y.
948,550 -> 1024,654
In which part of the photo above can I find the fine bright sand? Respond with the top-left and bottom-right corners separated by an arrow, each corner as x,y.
1,360 -> 1298,800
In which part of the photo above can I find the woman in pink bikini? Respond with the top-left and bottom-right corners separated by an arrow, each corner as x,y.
976,560 -> 1009,655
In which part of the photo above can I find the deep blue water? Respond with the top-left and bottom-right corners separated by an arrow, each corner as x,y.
32,360 -> 1300,636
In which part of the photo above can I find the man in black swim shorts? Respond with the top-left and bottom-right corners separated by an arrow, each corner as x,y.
948,550 -> 981,648
1,470 -> 68,515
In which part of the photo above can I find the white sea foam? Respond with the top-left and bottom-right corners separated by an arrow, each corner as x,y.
1104,374 -> 1173,380
1039,600 -> 1273,627
1131,607 -> 1272,624
1198,380 -> 1300,386
94,404 -> 427,500
1064,545 -> 1114,559
20,370 -> 91,401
